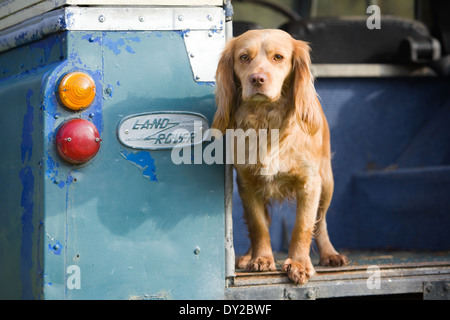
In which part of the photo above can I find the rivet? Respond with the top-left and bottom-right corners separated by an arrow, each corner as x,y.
178,15 -> 184,21
89,113 -> 95,118
195,75 -> 200,81
53,244 -> 60,251
139,16 -> 145,22
207,15 -> 213,21
54,114 -> 59,119
98,15 -> 105,22
89,37 -> 95,42
193,247 -> 200,255
54,179 -> 60,184
208,31 -> 213,37
95,138 -> 100,142
66,137 -> 72,142
190,52 -> 195,58
124,129 -> 129,134
286,292 -> 296,300
306,290 -> 315,299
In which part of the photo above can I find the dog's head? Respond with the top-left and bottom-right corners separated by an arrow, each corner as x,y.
212,29 -> 321,135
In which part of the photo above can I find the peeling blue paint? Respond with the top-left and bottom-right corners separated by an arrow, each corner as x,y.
179,30 -> 191,38
82,33 -> 139,55
125,45 -> 135,54
45,154 -> 79,189
128,36 -> 141,43
105,84 -> 114,97
81,34 -> 101,46
85,69 -> 104,135
21,90 -> 34,163
48,240 -> 62,255
121,150 -> 157,182
19,89 -> 35,299
46,153 -> 64,188
196,81 -> 216,87
29,34 -> 64,66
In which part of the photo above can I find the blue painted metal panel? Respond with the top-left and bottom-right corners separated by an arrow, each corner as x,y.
0,34 -> 67,299
233,78 -> 450,254
1,30 -> 225,299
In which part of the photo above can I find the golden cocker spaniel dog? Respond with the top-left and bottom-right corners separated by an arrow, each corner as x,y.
212,29 -> 348,284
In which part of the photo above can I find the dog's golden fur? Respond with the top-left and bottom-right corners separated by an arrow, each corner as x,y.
212,29 -> 348,284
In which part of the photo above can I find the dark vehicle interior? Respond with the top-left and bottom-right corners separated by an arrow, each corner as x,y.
232,0 -> 450,74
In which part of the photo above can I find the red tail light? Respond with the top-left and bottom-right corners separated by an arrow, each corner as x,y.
55,118 -> 101,164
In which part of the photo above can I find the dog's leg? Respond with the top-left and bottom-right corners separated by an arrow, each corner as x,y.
238,188 -> 275,271
315,164 -> 349,267
282,175 -> 320,284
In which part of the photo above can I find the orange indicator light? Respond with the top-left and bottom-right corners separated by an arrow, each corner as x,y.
58,72 -> 96,110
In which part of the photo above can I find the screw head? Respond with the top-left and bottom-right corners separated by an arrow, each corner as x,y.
306,290 -> 316,299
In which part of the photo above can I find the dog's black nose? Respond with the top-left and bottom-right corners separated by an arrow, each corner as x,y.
250,73 -> 267,87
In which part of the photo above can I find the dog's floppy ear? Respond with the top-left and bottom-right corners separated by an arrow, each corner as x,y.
292,40 -> 322,135
212,38 -> 237,134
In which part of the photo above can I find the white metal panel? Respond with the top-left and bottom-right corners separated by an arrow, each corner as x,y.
184,29 -> 225,82
64,0 -> 223,5
0,0 -> 224,30
63,6 -> 224,32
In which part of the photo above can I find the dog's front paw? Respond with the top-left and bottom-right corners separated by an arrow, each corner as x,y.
319,253 -> 349,267
246,256 -> 276,272
235,255 -> 252,269
282,258 -> 315,285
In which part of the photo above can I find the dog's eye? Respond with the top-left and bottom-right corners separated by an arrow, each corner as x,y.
239,54 -> 250,62
273,54 -> 284,61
